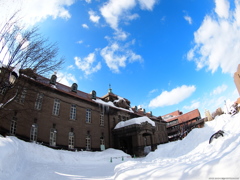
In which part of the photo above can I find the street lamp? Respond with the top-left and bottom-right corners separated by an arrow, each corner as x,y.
9,64 -> 20,85
0,63 -> 20,108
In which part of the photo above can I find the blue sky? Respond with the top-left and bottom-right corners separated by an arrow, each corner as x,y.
1,0 -> 239,117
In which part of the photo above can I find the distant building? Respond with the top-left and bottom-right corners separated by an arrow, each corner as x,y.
162,109 -> 204,141
234,64 -> 240,95
0,70 -> 168,156
205,109 -> 213,121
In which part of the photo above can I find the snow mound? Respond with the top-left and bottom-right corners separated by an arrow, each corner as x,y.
114,113 -> 240,179
0,113 -> 240,180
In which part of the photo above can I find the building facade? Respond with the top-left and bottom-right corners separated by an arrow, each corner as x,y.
234,64 -> 240,95
162,109 -> 205,141
0,70 -> 168,156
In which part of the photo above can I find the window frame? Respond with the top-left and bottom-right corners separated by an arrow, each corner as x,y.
68,132 -> 74,149
35,93 -> 44,110
70,104 -> 77,120
100,112 -> 104,126
86,108 -> 91,123
10,117 -> 17,135
30,124 -> 38,142
52,99 -> 60,116
86,135 -> 91,150
49,128 -> 57,146
16,87 -> 27,104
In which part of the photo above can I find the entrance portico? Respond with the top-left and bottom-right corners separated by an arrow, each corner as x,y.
113,117 -> 157,157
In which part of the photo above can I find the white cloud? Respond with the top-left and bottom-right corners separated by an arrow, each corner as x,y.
183,101 -> 200,111
138,0 -> 156,10
187,0 -> 240,75
0,0 -> 75,27
100,41 -> 142,73
148,89 -> 158,97
67,65 -> 75,70
77,40 -> 83,44
215,0 -> 230,18
100,0 -> 157,30
184,15 -> 192,24
74,53 -> 101,75
100,0 -> 136,30
149,85 -> 196,108
88,10 -> 100,24
113,30 -> 129,41
57,72 -> 77,87
211,84 -> 228,95
85,0 -> 91,3
82,24 -> 89,29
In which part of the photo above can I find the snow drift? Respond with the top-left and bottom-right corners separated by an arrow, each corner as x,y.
0,113 -> 240,180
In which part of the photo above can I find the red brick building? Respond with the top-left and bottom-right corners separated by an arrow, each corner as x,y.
162,109 -> 204,141
0,70 -> 168,156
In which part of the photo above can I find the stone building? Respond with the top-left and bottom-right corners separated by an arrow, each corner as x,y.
0,70 -> 168,156
162,109 -> 204,141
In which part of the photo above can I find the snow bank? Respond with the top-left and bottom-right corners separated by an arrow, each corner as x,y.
114,116 -> 155,129
114,113 -> 240,179
0,113 -> 240,180
0,136 -> 130,180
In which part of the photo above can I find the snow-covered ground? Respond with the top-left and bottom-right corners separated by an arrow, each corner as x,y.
0,113 -> 240,180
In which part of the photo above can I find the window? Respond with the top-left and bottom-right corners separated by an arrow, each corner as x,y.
71,83 -> 78,93
91,90 -> 96,100
49,128 -> 57,146
30,124 -> 38,142
0,87 -> 6,95
70,104 -> 76,120
10,117 -> 17,135
52,99 -> 60,116
100,137 -> 104,145
50,74 -> 57,85
17,87 -> 27,104
68,132 -> 74,149
100,112 -> 104,126
35,93 -> 44,110
86,135 -> 91,150
86,109 -> 91,123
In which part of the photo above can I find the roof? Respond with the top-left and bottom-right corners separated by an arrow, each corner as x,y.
162,110 -> 183,121
114,116 -> 155,129
163,109 -> 201,124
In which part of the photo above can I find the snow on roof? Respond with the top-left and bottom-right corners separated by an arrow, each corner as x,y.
93,98 -> 134,113
114,116 -> 155,129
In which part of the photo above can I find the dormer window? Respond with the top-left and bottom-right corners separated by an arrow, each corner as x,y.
71,83 -> 78,93
134,106 -> 138,112
50,74 -> 57,85
91,90 -> 96,100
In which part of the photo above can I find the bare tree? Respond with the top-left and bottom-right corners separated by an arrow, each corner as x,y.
0,11 -> 64,75
0,11 -> 64,111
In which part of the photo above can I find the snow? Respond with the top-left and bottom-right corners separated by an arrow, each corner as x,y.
93,98 -> 134,113
114,116 -> 155,129
0,113 -> 240,179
